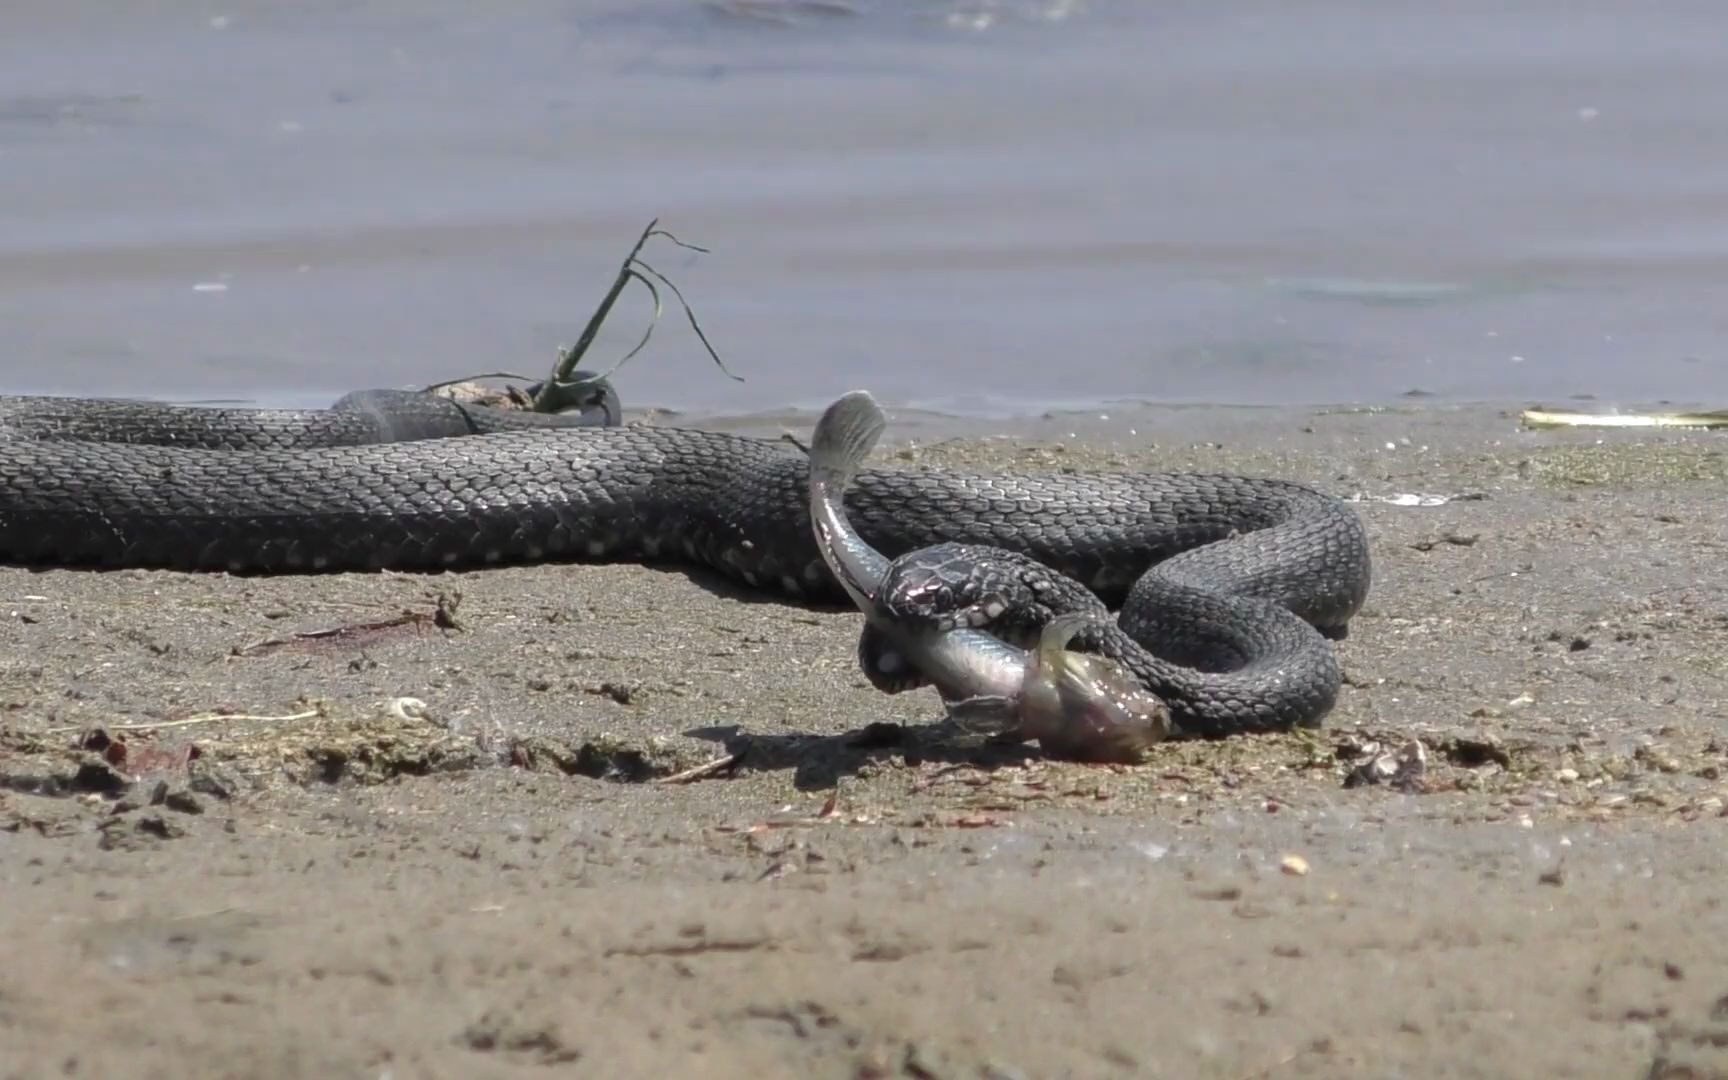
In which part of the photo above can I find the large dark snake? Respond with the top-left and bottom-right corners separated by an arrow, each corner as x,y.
0,384 -> 1371,735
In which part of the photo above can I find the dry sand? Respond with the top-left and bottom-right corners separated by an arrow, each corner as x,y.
2,402 -> 1727,1079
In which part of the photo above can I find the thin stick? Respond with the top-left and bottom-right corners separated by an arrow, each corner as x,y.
42,709 -> 321,737
632,258 -> 740,381
610,268 -> 664,371
536,219 -> 664,413
655,752 -> 742,785
536,218 -> 740,413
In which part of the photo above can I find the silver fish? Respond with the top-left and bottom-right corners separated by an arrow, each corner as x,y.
807,390 -> 1171,762
807,390 -> 1027,707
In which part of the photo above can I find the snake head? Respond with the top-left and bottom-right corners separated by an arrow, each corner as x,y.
1018,613 -> 1173,764
881,558 -> 975,629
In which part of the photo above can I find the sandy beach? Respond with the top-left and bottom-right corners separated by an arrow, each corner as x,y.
2,401 -> 1726,1079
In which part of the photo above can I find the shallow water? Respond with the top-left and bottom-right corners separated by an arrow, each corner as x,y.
3,0 -> 1727,418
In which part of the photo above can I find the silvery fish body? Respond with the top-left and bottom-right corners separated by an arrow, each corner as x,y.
806,391 -> 1171,763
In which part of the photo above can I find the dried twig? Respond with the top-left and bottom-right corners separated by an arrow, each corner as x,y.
43,709 -> 321,737
656,752 -> 742,785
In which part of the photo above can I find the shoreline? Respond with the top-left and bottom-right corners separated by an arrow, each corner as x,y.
14,380 -> 1728,442
3,405 -> 1727,1077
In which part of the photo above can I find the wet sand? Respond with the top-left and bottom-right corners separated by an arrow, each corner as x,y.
3,403 -> 1727,1078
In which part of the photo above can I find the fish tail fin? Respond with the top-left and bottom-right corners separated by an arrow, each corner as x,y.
808,389 -> 886,492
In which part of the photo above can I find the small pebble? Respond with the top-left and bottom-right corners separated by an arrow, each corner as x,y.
1280,854 -> 1310,877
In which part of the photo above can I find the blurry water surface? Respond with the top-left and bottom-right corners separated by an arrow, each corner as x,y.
3,0 -> 1727,416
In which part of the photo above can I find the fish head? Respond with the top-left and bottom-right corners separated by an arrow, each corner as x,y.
1020,614 -> 1172,764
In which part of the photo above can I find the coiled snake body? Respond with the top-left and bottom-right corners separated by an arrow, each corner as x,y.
0,386 -> 1371,734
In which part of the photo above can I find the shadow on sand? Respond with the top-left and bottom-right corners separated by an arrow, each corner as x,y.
682,718 -> 1050,792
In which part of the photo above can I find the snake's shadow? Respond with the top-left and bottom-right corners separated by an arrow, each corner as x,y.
667,565 -> 1068,787
661,564 -> 852,611
683,719 -> 1048,792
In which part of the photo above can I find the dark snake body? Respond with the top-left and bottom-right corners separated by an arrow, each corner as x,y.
0,389 -> 1371,734
0,385 -> 622,449
867,542 -> 1350,736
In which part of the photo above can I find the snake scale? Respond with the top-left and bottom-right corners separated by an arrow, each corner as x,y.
0,384 -> 1371,734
